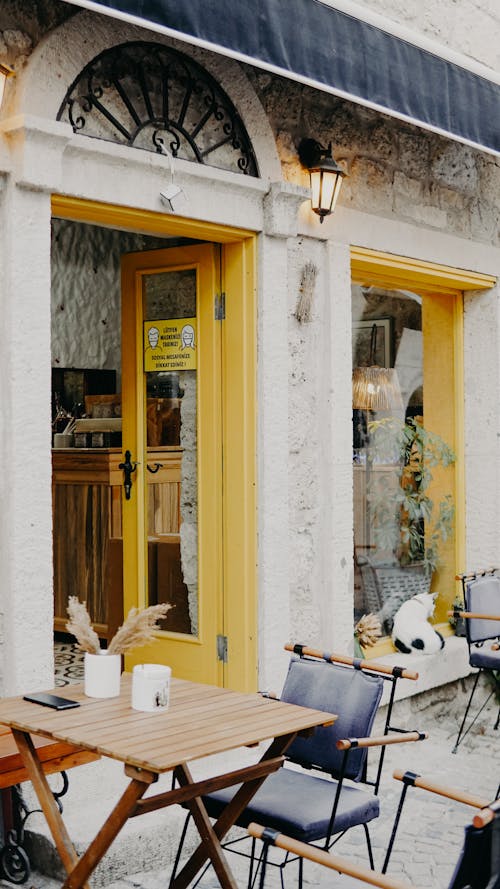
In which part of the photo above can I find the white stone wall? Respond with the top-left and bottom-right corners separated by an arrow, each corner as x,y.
0,3 -> 499,697
463,283 -> 500,565
0,184 -> 54,696
332,0 -> 500,71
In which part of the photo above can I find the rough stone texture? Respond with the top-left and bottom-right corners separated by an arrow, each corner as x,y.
179,372 -> 198,633
0,0 -> 75,69
349,0 -> 500,71
463,284 -> 500,568
245,68 -> 500,247
0,5 -> 499,701
0,185 -> 54,696
51,220 -> 171,376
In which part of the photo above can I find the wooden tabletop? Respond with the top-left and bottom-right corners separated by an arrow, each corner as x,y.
0,675 -> 335,774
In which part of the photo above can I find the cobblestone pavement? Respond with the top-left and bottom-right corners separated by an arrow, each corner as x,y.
6,686 -> 500,889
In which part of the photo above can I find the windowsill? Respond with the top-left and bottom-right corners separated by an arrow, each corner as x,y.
375,634 -> 471,705
364,621 -> 455,660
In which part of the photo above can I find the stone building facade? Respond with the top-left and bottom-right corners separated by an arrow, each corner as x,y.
0,0 -> 498,698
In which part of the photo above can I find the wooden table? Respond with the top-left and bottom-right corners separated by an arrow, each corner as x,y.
0,675 -> 336,889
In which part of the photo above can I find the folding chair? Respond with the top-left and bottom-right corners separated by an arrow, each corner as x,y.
382,770 -> 497,876
249,789 -> 500,889
249,822 -> 413,889
170,643 -> 426,889
449,569 -> 500,752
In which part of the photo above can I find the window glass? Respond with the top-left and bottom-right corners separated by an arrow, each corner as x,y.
352,284 -> 456,637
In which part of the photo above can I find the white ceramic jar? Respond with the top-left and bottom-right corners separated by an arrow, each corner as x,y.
84,651 -> 121,698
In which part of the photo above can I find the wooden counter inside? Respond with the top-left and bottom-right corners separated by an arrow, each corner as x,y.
52,448 -> 183,640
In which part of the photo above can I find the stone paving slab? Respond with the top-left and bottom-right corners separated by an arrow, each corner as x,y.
7,685 -> 500,889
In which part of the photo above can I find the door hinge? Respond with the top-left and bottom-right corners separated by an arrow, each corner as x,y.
217,634 -> 228,663
214,292 -> 226,321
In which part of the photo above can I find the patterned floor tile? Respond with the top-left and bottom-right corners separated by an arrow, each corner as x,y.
54,642 -> 84,687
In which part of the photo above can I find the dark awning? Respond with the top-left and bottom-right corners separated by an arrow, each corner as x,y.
63,0 -> 500,157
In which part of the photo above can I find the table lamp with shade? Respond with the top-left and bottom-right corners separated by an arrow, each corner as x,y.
352,323 -> 403,553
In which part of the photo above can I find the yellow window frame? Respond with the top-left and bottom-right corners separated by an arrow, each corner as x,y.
351,246 -> 496,655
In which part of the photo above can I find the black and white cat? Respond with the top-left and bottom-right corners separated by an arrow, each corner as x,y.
392,592 -> 445,655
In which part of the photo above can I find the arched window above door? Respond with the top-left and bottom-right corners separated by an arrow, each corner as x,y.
57,41 -> 259,177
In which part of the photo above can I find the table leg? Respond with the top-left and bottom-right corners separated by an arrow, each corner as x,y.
11,730 -> 89,889
170,732 -> 297,889
62,772 -> 154,889
175,762 -> 238,889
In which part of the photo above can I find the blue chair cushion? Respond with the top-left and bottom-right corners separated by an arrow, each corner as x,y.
465,577 -> 500,644
279,658 -> 383,780
469,645 -> 500,670
202,767 -> 380,842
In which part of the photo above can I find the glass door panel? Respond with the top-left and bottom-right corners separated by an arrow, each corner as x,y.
121,244 -> 222,684
143,269 -> 198,636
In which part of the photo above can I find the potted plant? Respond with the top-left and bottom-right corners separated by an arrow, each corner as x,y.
66,597 -> 172,698
366,415 -> 455,576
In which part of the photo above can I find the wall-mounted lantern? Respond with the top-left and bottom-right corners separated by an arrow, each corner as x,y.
0,63 -> 15,110
298,138 -> 346,223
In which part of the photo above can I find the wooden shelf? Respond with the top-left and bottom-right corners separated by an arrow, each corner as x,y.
52,448 -> 183,640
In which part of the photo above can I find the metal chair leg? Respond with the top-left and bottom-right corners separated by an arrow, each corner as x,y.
382,782 -> 410,874
363,823 -> 375,870
258,838 -> 271,889
168,811 -> 191,888
453,671 -> 484,753
247,836 -> 257,889
494,703 -> 500,731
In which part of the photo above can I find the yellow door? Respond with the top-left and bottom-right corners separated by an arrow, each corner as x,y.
121,244 -> 223,685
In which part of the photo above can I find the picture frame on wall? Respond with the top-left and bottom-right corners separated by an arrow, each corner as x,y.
352,318 -> 393,368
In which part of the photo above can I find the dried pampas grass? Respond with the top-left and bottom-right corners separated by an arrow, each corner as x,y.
108,603 -> 172,655
66,596 -> 101,654
354,613 -> 382,649
66,597 -> 172,655
295,261 -> 317,323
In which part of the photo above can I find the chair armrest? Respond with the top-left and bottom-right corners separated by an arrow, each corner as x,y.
393,769 -> 491,809
336,731 -> 427,751
447,609 -> 500,621
247,822 -> 418,889
473,800 -> 500,828
284,642 -> 419,681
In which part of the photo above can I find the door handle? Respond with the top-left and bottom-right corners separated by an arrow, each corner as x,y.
119,450 -> 138,500
147,463 -> 163,474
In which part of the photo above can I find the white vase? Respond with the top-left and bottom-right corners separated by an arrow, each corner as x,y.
84,651 -> 121,698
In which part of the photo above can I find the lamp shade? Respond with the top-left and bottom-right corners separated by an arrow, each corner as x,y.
298,139 -> 346,222
309,155 -> 345,222
352,365 -> 404,411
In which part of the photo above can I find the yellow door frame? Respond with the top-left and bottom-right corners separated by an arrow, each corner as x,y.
121,244 -> 224,686
51,196 -> 258,692
351,246 -> 496,652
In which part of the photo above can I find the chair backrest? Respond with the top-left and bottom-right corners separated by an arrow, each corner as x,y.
448,809 -> 500,889
464,575 -> 500,644
279,656 -> 383,781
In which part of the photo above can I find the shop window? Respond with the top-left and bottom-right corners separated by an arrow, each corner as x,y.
351,276 -> 462,647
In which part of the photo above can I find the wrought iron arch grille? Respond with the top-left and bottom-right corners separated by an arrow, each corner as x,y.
57,42 -> 259,176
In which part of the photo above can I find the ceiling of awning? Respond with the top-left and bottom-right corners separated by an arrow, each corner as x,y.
62,0 -> 500,157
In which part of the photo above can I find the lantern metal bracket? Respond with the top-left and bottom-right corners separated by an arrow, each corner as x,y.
298,138 -> 332,169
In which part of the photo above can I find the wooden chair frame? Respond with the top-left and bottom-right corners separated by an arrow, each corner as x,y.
170,643 -> 424,889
